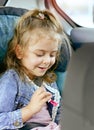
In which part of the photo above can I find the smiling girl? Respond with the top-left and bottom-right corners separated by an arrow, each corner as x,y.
0,9 -> 66,130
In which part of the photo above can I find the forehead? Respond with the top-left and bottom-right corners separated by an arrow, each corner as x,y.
28,36 -> 59,52
25,28 -> 61,45
22,28 -> 61,52
25,32 -> 58,52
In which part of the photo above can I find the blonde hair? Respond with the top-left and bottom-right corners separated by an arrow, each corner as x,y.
5,9 -> 65,83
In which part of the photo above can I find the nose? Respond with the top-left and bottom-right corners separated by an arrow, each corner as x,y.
43,55 -> 51,65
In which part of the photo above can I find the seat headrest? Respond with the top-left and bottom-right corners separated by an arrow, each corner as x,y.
70,27 -> 94,50
0,7 -> 28,64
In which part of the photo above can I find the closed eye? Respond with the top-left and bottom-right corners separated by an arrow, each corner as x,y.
50,52 -> 57,57
34,50 -> 44,57
36,54 -> 44,57
34,52 -> 44,57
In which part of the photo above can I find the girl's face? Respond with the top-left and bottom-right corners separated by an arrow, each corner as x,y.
17,32 -> 59,77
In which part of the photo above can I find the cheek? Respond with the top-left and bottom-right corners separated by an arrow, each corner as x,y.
51,58 -> 56,65
31,58 -> 42,65
22,57 -> 41,68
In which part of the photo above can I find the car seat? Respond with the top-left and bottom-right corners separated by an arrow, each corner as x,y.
62,27 -> 94,130
0,6 -> 71,95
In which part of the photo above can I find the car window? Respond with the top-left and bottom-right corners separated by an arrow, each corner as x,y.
56,0 -> 94,28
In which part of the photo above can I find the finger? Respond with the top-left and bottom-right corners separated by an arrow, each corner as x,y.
34,90 -> 52,103
34,87 -> 45,95
41,91 -> 52,99
42,94 -> 52,103
34,87 -> 52,101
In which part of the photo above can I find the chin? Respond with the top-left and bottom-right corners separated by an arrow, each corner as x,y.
35,72 -> 46,77
37,74 -> 45,77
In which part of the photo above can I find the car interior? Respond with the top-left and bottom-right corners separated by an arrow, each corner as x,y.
0,0 -> 94,130
62,28 -> 94,130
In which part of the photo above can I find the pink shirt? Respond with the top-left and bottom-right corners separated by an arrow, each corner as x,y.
28,103 -> 52,125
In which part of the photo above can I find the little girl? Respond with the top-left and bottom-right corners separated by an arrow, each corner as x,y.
0,9 -> 66,130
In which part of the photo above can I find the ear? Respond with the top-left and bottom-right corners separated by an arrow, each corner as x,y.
15,44 -> 23,59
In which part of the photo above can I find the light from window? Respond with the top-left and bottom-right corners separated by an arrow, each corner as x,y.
56,0 -> 94,27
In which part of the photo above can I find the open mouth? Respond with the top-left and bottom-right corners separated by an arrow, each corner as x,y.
38,67 -> 48,71
38,67 -> 47,69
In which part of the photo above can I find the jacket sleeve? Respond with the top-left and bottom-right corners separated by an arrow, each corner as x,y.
0,71 -> 23,129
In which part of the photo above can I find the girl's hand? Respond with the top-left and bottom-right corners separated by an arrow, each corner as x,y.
28,87 -> 52,114
21,87 -> 52,122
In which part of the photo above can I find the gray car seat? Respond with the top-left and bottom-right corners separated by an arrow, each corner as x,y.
62,27 -> 94,130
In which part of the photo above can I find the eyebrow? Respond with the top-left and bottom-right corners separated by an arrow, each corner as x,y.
34,49 -> 58,52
